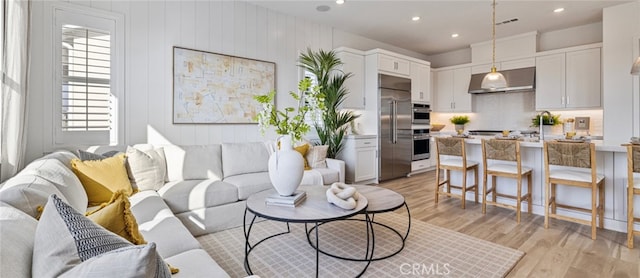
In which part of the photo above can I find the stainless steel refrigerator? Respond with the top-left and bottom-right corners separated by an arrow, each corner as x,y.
379,74 -> 412,181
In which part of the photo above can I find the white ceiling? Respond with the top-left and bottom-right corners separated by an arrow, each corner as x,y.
249,0 -> 632,56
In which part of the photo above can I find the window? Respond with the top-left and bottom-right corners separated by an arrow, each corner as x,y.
61,26 -> 111,131
50,3 -> 123,145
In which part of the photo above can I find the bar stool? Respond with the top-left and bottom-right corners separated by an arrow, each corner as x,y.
543,141 -> 604,240
626,144 -> 640,248
434,137 -> 479,209
481,139 -> 532,223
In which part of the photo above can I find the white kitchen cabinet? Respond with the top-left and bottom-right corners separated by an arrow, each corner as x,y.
410,62 -> 431,103
378,54 -> 411,76
535,47 -> 601,110
535,53 -> 565,109
433,67 -> 472,112
566,48 -> 601,108
336,135 -> 378,184
335,47 -> 366,109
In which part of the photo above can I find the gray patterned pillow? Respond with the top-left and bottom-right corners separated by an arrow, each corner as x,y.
77,150 -> 120,161
32,194 -> 171,277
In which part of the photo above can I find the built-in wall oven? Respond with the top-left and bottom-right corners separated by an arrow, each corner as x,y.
412,129 -> 430,161
412,103 -> 431,125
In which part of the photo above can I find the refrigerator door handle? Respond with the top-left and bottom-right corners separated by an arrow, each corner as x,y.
389,100 -> 396,144
393,100 -> 398,144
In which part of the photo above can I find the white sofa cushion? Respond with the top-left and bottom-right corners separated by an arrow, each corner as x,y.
163,145 -> 223,181
18,158 -> 88,213
165,249 -> 230,278
0,175 -> 69,217
313,167 -> 341,185
128,190 -> 175,224
126,146 -> 167,191
35,150 -> 77,167
222,172 -> 273,200
0,202 -> 37,278
136,215 -> 202,258
221,142 -> 270,178
159,180 -> 239,214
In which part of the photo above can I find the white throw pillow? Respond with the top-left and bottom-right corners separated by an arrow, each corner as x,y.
125,146 -> 167,191
306,145 -> 329,168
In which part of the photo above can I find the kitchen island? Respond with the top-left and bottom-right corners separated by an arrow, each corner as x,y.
433,135 -> 634,234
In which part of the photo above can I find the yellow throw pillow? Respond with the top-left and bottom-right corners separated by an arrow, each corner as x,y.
86,190 -> 146,245
294,144 -> 311,170
71,153 -> 134,206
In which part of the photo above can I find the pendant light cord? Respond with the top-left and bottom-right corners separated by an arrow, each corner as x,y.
491,0 -> 497,71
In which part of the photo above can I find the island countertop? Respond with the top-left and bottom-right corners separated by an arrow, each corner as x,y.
431,134 -> 627,153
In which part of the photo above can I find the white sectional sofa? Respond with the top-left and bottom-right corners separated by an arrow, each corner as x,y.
0,141 -> 344,277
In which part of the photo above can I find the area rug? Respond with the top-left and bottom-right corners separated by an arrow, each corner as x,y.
197,213 -> 524,277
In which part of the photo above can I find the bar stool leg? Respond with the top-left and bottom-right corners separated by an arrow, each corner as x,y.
446,170 -> 451,196
551,183 -> 557,214
516,178 -> 522,224
434,168 -> 441,205
527,174 -> 533,215
474,167 -> 479,204
599,182 -> 605,228
628,187 -> 634,249
482,172 -> 488,214
492,176 -> 497,203
461,169 -> 467,209
544,180 -> 550,229
591,185 -> 597,240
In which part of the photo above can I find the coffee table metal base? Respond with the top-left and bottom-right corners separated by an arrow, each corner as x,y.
305,201 -> 411,262
243,208 -> 374,278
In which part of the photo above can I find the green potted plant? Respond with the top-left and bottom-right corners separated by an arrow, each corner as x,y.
253,78 -> 325,143
450,115 -> 470,133
298,48 -> 360,158
253,78 -> 325,196
531,114 -> 561,127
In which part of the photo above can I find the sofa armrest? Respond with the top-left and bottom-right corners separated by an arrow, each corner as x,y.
325,158 -> 345,183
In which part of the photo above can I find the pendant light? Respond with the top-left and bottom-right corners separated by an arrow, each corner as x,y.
632,56 -> 640,75
481,0 -> 507,89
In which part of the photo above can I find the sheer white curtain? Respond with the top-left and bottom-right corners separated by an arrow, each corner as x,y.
1,0 -> 31,182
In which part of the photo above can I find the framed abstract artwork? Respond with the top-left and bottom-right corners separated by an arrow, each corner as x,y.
172,46 -> 276,124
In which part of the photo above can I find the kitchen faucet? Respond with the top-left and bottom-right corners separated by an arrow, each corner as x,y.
537,111 -> 553,140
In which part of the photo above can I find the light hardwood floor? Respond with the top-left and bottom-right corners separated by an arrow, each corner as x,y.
379,170 -> 640,278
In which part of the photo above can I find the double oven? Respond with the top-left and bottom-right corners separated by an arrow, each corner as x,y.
411,103 -> 431,161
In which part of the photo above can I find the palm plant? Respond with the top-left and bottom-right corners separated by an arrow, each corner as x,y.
298,48 -> 360,158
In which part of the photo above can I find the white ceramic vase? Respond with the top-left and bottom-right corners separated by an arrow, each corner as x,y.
268,135 -> 304,196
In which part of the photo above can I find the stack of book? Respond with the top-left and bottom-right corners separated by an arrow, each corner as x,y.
265,191 -> 306,207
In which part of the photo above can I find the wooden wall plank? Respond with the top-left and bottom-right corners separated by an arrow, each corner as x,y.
146,1 -> 165,144
163,0 -> 181,144
128,1 -> 149,145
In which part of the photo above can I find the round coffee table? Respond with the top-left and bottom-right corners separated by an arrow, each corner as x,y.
306,185 -> 410,261
244,185 -> 370,278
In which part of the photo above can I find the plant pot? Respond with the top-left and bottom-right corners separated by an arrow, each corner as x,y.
268,135 -> 304,196
455,124 -> 465,132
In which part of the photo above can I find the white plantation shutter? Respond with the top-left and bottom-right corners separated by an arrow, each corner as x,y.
50,3 -> 123,145
61,26 -> 112,131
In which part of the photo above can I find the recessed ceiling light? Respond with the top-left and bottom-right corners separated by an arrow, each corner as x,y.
412,16 -> 421,21
316,5 -> 330,12
554,8 -> 565,13
336,0 -> 344,4
451,33 -> 459,38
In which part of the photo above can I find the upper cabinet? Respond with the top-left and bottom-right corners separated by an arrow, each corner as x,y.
410,62 -> 431,103
535,46 -> 601,110
433,66 -> 472,112
335,47 -> 366,109
378,54 -> 411,76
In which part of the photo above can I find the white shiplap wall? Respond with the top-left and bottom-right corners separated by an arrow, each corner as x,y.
26,0 -> 334,162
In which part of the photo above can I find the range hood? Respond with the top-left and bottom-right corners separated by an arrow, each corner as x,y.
468,67 -> 536,94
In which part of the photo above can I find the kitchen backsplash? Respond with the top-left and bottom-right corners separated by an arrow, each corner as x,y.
431,92 -> 603,135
